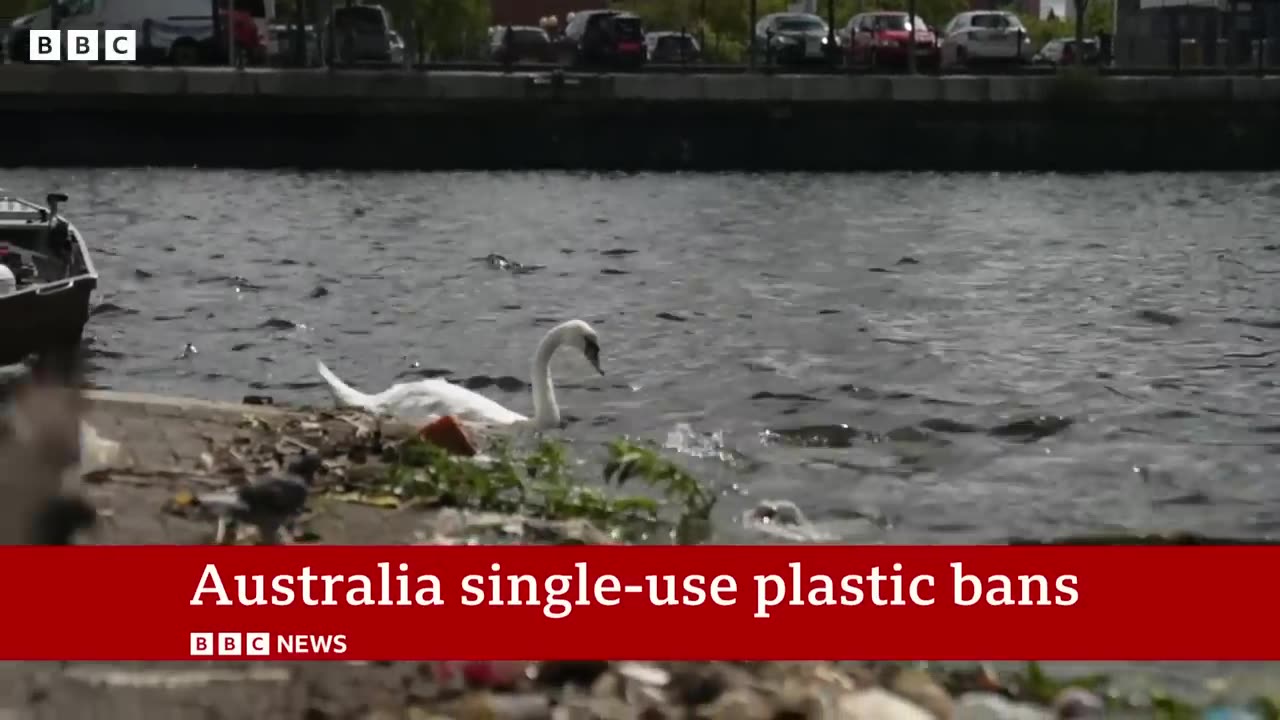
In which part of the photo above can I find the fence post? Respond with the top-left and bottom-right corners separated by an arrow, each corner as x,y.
502,25 -> 514,72
142,19 -> 152,66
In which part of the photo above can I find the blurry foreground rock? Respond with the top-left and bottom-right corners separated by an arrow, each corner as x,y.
0,376 -> 99,545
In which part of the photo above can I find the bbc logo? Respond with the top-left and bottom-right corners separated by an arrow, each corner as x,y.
190,632 -> 271,657
28,29 -> 136,62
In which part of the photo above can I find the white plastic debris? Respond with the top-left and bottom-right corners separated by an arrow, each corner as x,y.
79,421 -> 122,474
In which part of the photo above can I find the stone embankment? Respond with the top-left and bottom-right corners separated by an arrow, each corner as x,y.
3,65 -> 1279,170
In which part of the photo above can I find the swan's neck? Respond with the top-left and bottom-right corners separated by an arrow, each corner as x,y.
530,329 -> 562,428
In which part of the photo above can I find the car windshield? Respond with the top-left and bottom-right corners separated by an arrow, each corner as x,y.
872,15 -> 908,30
611,17 -> 643,40
971,14 -> 1015,28
776,16 -> 825,31
511,29 -> 547,44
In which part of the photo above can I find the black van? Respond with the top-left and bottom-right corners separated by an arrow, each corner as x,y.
559,9 -> 646,69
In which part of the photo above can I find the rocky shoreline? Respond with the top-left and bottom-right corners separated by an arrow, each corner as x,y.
17,657 -> 1273,719
0,386 -> 1274,718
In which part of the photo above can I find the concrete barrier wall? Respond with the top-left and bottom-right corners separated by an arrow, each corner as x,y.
5,65 -> 1280,105
3,66 -> 1280,171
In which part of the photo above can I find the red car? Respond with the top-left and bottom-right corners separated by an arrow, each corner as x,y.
842,11 -> 939,69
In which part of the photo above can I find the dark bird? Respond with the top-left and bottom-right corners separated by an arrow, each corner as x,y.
200,453 -> 321,545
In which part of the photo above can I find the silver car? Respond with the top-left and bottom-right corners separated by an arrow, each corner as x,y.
938,11 -> 1032,68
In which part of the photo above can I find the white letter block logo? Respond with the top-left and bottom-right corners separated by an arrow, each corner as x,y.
66,30 -> 98,61
105,30 -> 136,62
29,30 -> 60,61
246,633 -> 271,656
190,632 -> 214,656
218,633 -> 243,656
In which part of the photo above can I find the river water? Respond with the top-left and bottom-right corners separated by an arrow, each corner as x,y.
6,167 -> 1280,694
9,167 -> 1280,545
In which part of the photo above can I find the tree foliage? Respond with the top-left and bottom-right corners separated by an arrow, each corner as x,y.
1015,0 -> 1113,50
403,0 -> 489,59
0,0 -> 43,17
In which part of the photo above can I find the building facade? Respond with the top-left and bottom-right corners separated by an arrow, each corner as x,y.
1114,0 -> 1280,66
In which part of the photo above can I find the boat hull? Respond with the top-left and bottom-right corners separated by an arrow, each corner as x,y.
0,274 -> 96,367
0,192 -> 98,373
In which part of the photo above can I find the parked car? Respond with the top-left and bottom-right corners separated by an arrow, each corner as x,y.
558,9 -> 646,69
490,25 -> 554,63
325,3 -> 394,65
939,11 -> 1032,68
271,24 -> 322,66
841,11 -> 938,68
1032,36 -> 1100,66
754,12 -> 835,66
645,31 -> 700,63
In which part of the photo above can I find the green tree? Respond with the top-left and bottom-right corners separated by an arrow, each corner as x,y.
406,0 -> 489,60
1015,0 -> 1112,53
1067,0 -> 1112,43
0,0 -> 43,18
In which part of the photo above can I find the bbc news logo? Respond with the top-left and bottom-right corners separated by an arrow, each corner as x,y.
189,632 -> 348,656
28,29 -> 137,62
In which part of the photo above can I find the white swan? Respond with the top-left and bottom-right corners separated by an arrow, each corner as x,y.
315,319 -> 603,429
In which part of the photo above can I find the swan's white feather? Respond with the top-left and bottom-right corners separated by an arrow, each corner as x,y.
316,361 -> 528,427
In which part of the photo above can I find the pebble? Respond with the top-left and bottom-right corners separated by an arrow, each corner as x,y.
703,687 -> 775,720
452,692 -> 551,720
666,664 -> 731,706
889,668 -> 955,719
1051,688 -> 1104,718
954,693 -> 1052,720
838,687 -> 935,720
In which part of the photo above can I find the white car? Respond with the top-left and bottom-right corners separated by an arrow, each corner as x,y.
939,11 -> 1032,68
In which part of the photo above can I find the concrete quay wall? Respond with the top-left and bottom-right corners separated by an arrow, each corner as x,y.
2,65 -> 1279,171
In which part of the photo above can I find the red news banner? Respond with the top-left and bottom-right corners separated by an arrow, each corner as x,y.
2,546 -> 1276,661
